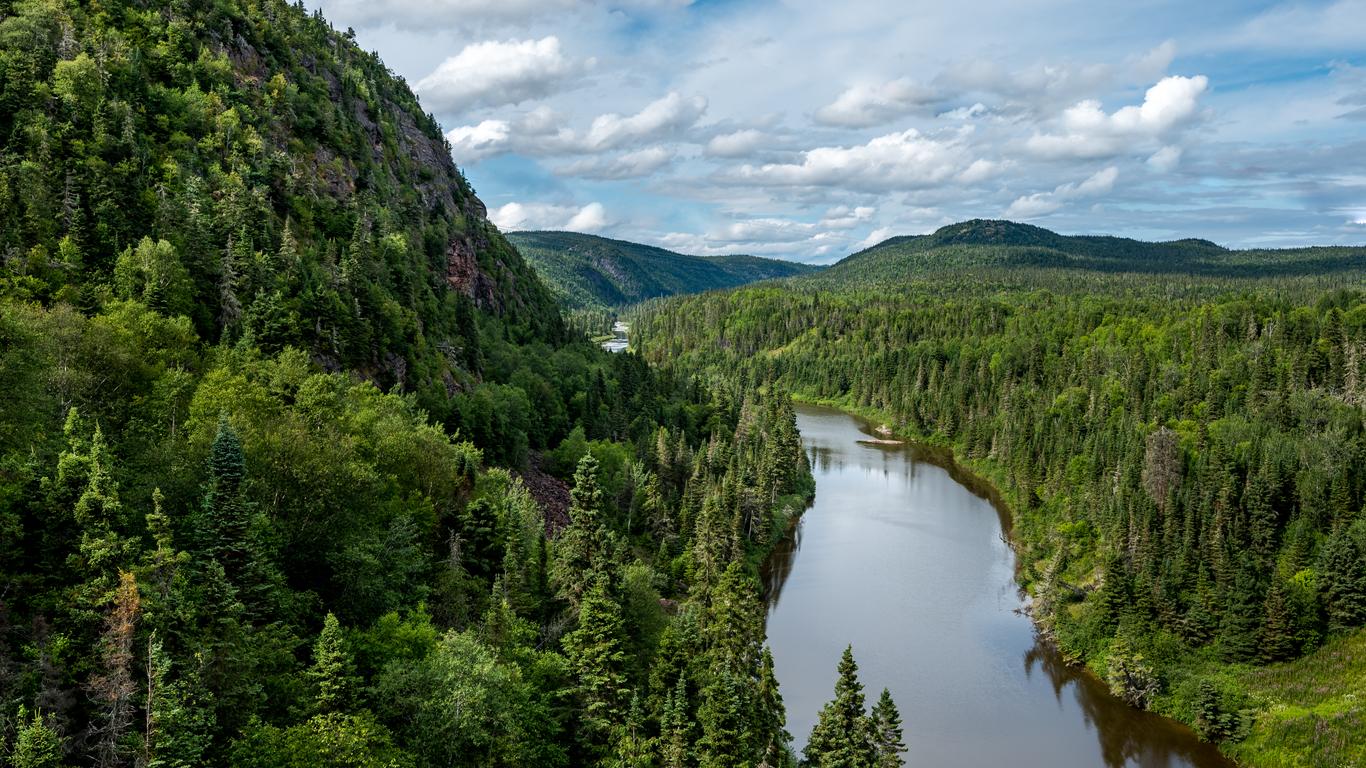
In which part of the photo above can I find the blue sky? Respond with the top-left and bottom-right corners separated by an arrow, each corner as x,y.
307,0 -> 1366,262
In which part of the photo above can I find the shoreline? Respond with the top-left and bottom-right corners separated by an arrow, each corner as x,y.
779,396 -> 1242,766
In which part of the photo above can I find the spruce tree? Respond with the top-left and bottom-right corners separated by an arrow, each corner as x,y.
869,689 -> 907,768
553,454 -> 608,610
145,639 -> 215,768
804,646 -> 876,768
308,613 -> 359,714
1259,579 -> 1298,662
203,415 -> 250,572
10,709 -> 66,768
660,675 -> 692,768
563,577 -> 629,760
1319,527 -> 1366,633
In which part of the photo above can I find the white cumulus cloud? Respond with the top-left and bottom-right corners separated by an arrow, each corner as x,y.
1026,75 -> 1209,159
731,129 -> 978,192
579,92 -> 707,152
416,37 -> 591,114
490,201 -> 608,232
815,78 -> 939,127
705,129 -> 769,158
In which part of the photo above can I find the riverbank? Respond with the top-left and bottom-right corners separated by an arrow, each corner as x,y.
782,392 -> 1364,768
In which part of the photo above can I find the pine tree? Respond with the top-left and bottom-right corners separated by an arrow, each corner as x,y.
803,646 -> 875,768
308,613 -> 359,714
608,692 -> 653,768
869,689 -> 907,768
756,647 -> 791,768
1259,579 -> 1298,663
563,577 -> 629,760
203,414 -> 249,569
72,425 -> 136,613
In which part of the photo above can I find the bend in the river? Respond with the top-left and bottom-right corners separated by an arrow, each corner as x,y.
763,403 -> 1234,768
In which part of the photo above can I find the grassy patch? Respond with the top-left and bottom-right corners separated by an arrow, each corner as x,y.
1225,630 -> 1366,768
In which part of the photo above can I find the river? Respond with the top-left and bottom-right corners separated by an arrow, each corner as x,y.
602,320 -> 629,353
763,404 -> 1234,768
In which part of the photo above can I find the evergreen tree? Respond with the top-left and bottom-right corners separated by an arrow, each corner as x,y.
144,639 -> 215,768
88,571 -> 140,768
10,709 -> 67,768
757,648 -> 791,768
563,577 -> 629,760
608,693 -> 653,768
1259,579 -> 1298,663
553,454 -> 608,610
1319,527 -> 1366,633
869,689 -> 906,768
308,613 -> 359,714
660,675 -> 693,768
203,415 -> 250,569
803,647 -> 875,768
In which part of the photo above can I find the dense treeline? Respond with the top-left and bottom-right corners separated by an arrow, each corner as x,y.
0,0 -> 855,765
0,290 -> 816,766
634,239 -> 1366,761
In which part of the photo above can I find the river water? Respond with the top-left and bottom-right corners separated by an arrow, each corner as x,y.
763,404 -> 1234,768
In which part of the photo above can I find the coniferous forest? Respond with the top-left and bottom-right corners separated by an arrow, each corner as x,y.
0,1 -> 833,766
2,1 -> 1364,767
633,223 -> 1366,765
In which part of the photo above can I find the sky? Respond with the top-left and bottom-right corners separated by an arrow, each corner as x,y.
306,0 -> 1366,263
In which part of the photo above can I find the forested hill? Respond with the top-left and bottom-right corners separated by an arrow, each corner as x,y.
0,0 -> 563,402
506,230 -> 819,309
0,2 -> 830,767
820,219 -> 1365,287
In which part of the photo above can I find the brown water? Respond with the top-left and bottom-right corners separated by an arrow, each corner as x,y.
764,404 -> 1235,768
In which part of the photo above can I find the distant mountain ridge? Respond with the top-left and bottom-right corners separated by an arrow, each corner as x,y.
822,219 -> 1364,284
506,231 -> 819,309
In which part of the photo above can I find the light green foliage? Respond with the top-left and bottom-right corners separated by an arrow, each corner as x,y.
309,613 -> 359,714
10,709 -> 67,768
376,631 -> 562,768
113,238 -> 192,317
230,712 -> 413,768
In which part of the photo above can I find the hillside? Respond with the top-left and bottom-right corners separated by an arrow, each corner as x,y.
818,219 -> 1365,290
0,0 -> 562,407
506,230 -> 818,309
0,3 -> 812,767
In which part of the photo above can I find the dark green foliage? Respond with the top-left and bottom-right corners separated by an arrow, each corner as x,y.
1319,526 -> 1366,633
803,646 -> 878,768
869,688 -> 907,768
0,2 -> 829,765
506,231 -> 819,311
563,578 -> 629,760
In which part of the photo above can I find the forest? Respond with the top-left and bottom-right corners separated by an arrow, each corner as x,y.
632,223 -> 1366,765
0,0 -> 909,766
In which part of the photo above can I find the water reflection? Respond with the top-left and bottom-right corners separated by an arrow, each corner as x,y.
762,404 -> 1233,768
